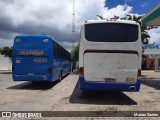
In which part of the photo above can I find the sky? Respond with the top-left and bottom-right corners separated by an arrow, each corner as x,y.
0,0 -> 160,52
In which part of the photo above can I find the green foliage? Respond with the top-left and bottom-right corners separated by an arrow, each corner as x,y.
71,43 -> 79,62
97,14 -> 157,45
0,47 -> 12,60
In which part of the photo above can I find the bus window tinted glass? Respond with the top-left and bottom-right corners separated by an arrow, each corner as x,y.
85,23 -> 138,42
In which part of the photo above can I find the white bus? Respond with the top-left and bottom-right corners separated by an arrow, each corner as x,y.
79,20 -> 142,91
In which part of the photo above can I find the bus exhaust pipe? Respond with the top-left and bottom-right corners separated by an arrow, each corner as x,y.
129,86 -> 136,91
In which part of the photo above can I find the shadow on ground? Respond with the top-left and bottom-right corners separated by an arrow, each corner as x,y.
141,79 -> 160,90
7,74 -> 69,90
69,80 -> 137,105
0,72 -> 12,74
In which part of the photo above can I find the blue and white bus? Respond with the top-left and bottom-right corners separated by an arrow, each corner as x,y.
79,20 -> 142,91
12,34 -> 71,82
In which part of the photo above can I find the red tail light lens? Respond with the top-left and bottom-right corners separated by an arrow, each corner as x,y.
48,67 -> 52,73
79,67 -> 84,76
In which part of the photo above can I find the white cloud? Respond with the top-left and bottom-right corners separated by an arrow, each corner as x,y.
141,2 -> 148,7
148,27 -> 160,44
102,4 -> 133,18
0,0 -> 133,30
0,38 -> 14,48
76,1 -> 133,26
3,0 -> 72,29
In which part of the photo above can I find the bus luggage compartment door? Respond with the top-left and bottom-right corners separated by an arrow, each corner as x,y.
84,52 -> 139,83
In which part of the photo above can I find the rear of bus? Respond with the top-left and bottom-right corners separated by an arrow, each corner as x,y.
79,20 -> 142,92
12,34 -> 53,82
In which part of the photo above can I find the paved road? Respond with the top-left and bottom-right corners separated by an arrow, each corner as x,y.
0,71 -> 159,119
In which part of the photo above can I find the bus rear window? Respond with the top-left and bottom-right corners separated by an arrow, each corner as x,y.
14,37 -> 50,49
85,23 -> 138,42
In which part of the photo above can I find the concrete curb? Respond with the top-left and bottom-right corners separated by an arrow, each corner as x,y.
0,70 -> 12,74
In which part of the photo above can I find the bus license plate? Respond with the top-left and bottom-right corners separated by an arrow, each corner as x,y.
28,73 -> 34,76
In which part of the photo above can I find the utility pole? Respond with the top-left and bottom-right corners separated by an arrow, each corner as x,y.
72,0 -> 75,49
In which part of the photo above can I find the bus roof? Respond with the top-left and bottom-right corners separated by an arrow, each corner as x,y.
84,20 -> 138,25
15,34 -> 58,42
15,34 -> 53,39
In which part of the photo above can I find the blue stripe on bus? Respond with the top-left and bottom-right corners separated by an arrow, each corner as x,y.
79,77 -> 141,92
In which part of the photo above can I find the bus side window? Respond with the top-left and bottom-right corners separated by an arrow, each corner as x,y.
58,45 -> 60,58
63,48 -> 65,59
57,44 -> 60,58
60,46 -> 63,58
53,41 -> 55,56
54,41 -> 58,57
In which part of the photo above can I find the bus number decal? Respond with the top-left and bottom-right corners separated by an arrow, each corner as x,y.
33,58 -> 47,62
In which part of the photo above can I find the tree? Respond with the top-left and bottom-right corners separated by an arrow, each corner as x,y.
0,47 -> 12,60
97,14 -> 156,46
71,43 -> 79,62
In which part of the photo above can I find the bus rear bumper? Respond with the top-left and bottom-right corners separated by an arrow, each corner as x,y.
79,77 -> 141,92
12,74 -> 52,82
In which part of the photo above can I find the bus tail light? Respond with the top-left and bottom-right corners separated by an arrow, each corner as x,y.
12,66 -> 14,72
48,67 -> 52,73
138,69 -> 141,76
79,67 -> 84,77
